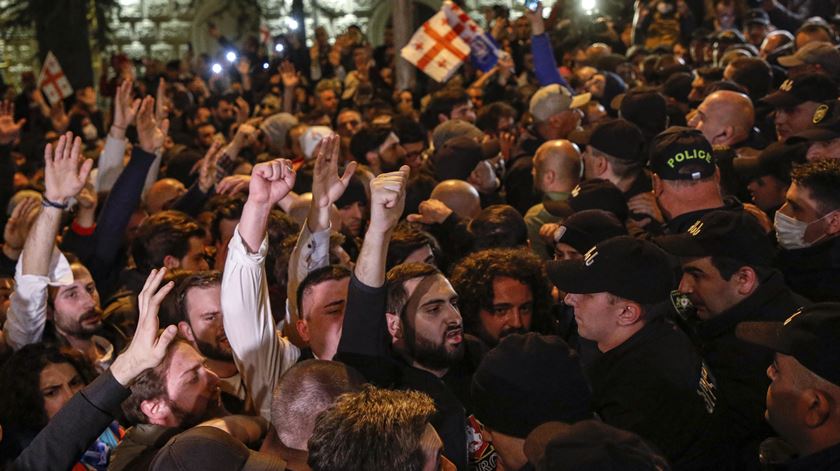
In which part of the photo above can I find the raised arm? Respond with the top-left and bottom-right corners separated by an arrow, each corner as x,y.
97,79 -> 139,192
287,134 -> 357,319
354,165 -> 410,288
23,133 -> 91,276
222,158 -> 300,420
6,133 -> 91,350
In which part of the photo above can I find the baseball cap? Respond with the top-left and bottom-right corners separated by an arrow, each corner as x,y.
649,126 -> 716,181
553,210 -> 628,254
544,179 -> 629,222
777,41 -> 840,78
654,210 -> 775,267
744,9 -> 770,26
733,141 -> 806,183
524,420 -> 668,471
546,236 -> 674,304
300,126 -> 333,161
470,333 -> 592,439
786,100 -> 840,143
529,84 -> 591,123
610,88 -> 668,136
431,119 -> 482,151
736,303 -> 840,387
760,73 -> 839,109
583,119 -> 646,164
150,426 -> 287,471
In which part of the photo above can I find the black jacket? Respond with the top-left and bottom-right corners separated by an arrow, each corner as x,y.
585,315 -> 731,470
9,371 -> 128,471
775,237 -> 840,302
504,127 -> 544,215
689,271 -> 810,468
336,274 -> 485,471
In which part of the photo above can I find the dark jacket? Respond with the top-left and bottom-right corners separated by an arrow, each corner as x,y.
9,371 -> 128,471
585,315 -> 731,470
108,424 -> 183,471
336,274 -> 486,471
689,271 -> 810,468
505,127 -> 544,215
776,237 -> 840,302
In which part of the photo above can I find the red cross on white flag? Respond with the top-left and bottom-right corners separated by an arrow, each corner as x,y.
259,21 -> 272,45
38,51 -> 74,105
400,10 -> 470,82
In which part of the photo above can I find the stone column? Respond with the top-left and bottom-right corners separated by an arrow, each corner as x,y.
393,0 -> 415,91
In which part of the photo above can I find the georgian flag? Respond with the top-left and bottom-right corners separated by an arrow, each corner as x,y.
38,51 -> 74,105
442,1 -> 501,72
400,11 -> 470,82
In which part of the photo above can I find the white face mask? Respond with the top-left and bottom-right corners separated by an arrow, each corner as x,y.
774,210 -> 832,250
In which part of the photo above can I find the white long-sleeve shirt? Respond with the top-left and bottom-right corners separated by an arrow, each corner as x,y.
221,227 -> 300,422
286,220 -> 331,324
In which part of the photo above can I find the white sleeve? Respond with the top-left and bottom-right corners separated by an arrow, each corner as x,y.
95,135 -> 127,192
141,150 -> 163,198
221,226 -> 300,422
5,249 -> 73,351
286,220 -> 331,322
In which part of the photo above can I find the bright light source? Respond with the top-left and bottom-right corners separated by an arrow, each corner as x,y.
262,62 -> 270,69
211,63 -> 223,74
275,43 -> 285,53
287,18 -> 299,30
225,51 -> 237,63
581,0 -> 596,13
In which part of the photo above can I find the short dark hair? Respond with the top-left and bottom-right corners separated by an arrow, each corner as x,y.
450,248 -> 551,335
349,125 -> 393,163
307,385 -> 436,471
392,116 -> 427,145
708,255 -> 772,281
208,194 -> 246,244
0,344 -> 95,433
271,360 -> 363,451
122,338 -> 191,425
297,265 -> 351,320
791,160 -> 840,216
174,271 -> 222,326
469,205 -> 528,252
386,225 -> 440,271
385,263 -> 442,317
421,87 -> 469,130
727,57 -> 772,100
475,102 -> 517,133
131,211 -> 205,274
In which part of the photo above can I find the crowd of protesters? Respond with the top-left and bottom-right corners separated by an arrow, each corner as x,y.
1,0 -> 840,469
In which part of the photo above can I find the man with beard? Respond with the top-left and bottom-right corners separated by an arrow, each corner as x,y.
349,124 -> 407,175
171,271 -> 250,414
336,164 -> 495,470
5,133 -> 125,371
450,248 -> 551,348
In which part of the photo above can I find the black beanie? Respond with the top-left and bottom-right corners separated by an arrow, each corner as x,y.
471,333 -> 593,438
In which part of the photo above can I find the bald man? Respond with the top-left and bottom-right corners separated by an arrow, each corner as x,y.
430,179 -> 481,220
689,91 -> 756,147
689,90 -> 762,201
524,140 -> 581,260
145,178 -> 187,214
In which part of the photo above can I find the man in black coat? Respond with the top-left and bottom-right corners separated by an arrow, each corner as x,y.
656,210 -> 810,468
547,236 -> 729,470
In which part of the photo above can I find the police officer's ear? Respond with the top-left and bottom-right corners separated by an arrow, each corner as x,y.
824,210 -> 840,237
616,302 -> 643,326
801,387 -> 834,429
652,173 -> 664,197
732,266 -> 759,296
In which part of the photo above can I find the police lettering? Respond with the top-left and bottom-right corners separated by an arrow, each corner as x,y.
667,149 -> 712,168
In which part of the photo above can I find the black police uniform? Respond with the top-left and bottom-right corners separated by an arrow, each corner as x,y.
585,313 -> 730,470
